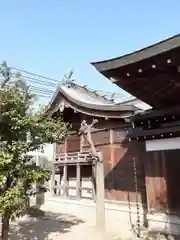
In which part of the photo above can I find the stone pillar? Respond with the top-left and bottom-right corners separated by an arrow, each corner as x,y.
92,164 -> 96,201
50,143 -> 56,197
63,163 -> 68,197
95,152 -> 105,232
51,163 -> 56,196
76,162 -> 81,199
35,155 -> 45,207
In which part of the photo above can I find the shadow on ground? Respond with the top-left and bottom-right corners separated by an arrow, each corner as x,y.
9,210 -> 84,240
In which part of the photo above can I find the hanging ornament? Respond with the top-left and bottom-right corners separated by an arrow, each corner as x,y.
59,102 -> 65,112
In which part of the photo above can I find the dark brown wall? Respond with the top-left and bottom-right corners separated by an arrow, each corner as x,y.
165,150 -> 180,212
56,142 -> 66,154
56,129 -> 111,153
67,135 -> 80,152
55,124 -> 147,205
144,149 -> 180,213
144,151 -> 168,212
56,135 -> 80,153
103,138 -> 147,204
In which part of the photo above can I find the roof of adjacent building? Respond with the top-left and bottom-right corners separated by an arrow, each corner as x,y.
91,34 -> 180,72
91,34 -> 180,109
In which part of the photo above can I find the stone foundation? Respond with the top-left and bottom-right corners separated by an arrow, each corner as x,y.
147,213 -> 180,236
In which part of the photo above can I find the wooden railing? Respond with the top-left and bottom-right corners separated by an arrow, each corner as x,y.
51,151 -> 95,200
54,152 -> 94,165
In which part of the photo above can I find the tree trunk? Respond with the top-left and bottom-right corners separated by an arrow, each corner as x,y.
1,214 -> 10,240
25,197 -> 30,214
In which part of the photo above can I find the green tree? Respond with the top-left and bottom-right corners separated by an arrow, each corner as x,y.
0,62 -> 68,239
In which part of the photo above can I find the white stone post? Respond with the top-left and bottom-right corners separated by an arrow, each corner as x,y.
95,152 -> 105,232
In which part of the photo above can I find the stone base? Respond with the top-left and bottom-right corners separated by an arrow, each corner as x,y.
147,213 -> 180,236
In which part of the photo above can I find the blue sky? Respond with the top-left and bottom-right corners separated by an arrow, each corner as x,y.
1,1 -> 180,103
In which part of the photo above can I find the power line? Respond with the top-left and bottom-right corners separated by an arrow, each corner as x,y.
8,64 -> 131,96
9,73 -> 56,100
20,75 -> 57,88
0,63 -> 135,102
30,86 -> 54,94
11,66 -> 60,84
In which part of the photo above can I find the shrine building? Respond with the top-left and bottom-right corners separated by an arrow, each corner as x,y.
92,33 -> 180,235
46,79 -> 146,204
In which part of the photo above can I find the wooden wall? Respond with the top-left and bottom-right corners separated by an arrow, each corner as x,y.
55,126 -> 147,206
56,129 -> 111,153
144,151 -> 168,212
145,149 -> 180,213
102,128 -> 147,206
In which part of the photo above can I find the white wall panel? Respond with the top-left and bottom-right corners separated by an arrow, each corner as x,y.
146,137 -> 180,151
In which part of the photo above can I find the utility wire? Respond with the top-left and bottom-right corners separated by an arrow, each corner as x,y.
20,75 -> 57,88
0,63 -> 135,101
11,66 -> 60,84
8,64 -> 133,98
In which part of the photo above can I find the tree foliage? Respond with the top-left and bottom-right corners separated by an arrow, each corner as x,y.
0,62 -> 68,238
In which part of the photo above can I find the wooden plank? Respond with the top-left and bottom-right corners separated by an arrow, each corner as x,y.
53,159 -> 92,164
53,186 -> 93,191
56,151 -> 91,157
53,161 -> 92,166
80,187 -> 92,191
53,152 -> 95,165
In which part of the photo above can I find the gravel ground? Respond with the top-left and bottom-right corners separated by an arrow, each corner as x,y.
8,212 -> 122,240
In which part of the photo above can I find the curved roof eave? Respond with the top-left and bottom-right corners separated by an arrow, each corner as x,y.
46,84 -> 138,116
91,34 -> 180,72
59,87 -> 137,112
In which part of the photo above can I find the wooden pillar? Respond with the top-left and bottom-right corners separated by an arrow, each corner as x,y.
95,152 -> 105,232
63,163 -> 68,197
76,162 -> 81,199
64,139 -> 68,152
159,151 -> 168,210
145,153 -> 155,211
109,129 -> 114,144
